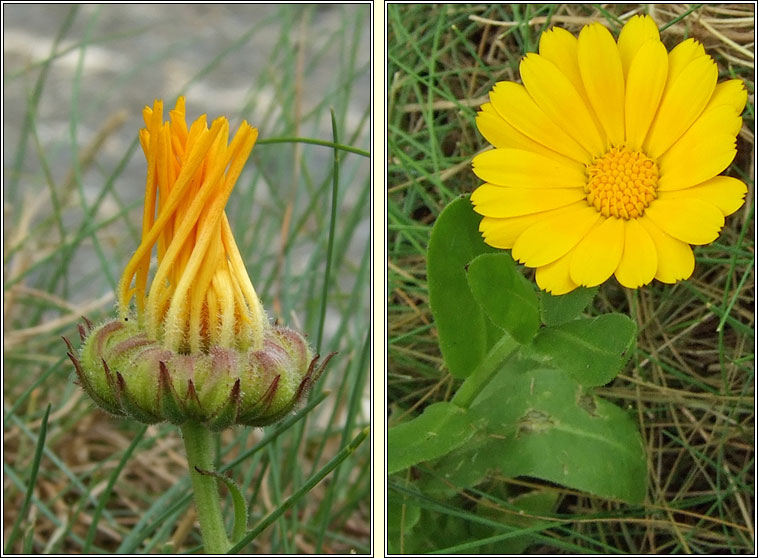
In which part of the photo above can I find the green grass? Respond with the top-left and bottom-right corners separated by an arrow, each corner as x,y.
388,3 -> 754,554
4,4 -> 370,554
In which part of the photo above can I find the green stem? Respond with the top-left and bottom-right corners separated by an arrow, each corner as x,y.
180,422 -> 231,554
451,333 -> 519,409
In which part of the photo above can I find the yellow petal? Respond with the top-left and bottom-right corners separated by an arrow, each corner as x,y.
658,91 -> 743,177
666,38 -> 706,85
479,213 -> 546,249
644,197 -> 724,245
539,26 -> 585,98
138,128 -> 149,157
624,39 -> 668,150
659,138 -> 736,191
614,218 -> 657,288
645,54 -> 717,158
221,215 -> 266,340
512,202 -> 601,267
683,100 -> 743,140
535,251 -> 578,295
160,124 -> 258,350
617,14 -> 661,78
120,108 -> 221,315
476,104 -> 580,166
213,266 -> 236,348
658,176 -> 747,217
519,53 -> 605,157
476,103 -> 525,149
658,105 -> 739,191
169,96 -> 188,146
471,183 -> 586,218
189,229 -> 222,352
472,148 -> 586,189
569,216 -> 625,287
578,23 -> 625,147
538,25 -> 606,137
704,79 -> 748,116
142,103 -> 155,128
489,81 -> 591,163
638,215 -> 695,283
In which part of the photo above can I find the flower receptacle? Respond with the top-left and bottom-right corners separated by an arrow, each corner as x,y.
64,317 -> 334,430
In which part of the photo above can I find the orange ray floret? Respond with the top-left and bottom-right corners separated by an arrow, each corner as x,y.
118,97 -> 266,353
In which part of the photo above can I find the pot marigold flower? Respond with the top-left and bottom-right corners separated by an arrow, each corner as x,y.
471,15 -> 748,294
65,97 -> 332,429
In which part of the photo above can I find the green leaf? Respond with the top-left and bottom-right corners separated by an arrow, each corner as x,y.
387,486 -> 421,554
539,286 -> 598,326
408,493 -> 559,555
415,509 -> 477,554
472,490 -> 559,554
429,367 -> 647,504
451,334 -> 520,409
428,196 -> 501,378
388,402 -> 480,475
528,314 -> 637,386
228,427 -> 369,554
467,253 -> 540,344
197,469 -> 248,544
5,404 -> 51,554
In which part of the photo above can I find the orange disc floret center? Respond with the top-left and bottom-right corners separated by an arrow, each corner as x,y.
585,145 -> 659,219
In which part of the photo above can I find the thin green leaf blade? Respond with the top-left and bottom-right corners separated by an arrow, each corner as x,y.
467,253 -> 540,344
428,196 -> 500,378
227,426 -> 369,554
5,404 -> 52,554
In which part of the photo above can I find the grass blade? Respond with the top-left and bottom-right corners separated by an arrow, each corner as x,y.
227,426 -> 369,553
315,108 -> 342,354
83,425 -> 147,553
256,136 -> 369,157
5,404 -> 52,553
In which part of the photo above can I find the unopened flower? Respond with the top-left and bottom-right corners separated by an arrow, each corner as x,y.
65,97 -> 331,429
472,15 -> 748,294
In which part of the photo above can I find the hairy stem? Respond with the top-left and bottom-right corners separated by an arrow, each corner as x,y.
180,422 -> 231,554
451,333 -> 519,409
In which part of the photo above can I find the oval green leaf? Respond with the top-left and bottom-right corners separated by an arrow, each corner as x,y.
467,253 -> 540,344
388,401 -> 479,475
539,286 -> 598,326
528,313 -> 637,386
428,196 -> 501,378
430,366 -> 647,504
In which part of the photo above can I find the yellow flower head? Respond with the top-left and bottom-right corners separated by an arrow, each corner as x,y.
472,15 -> 748,294
66,98 -> 332,430
117,96 -> 266,353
